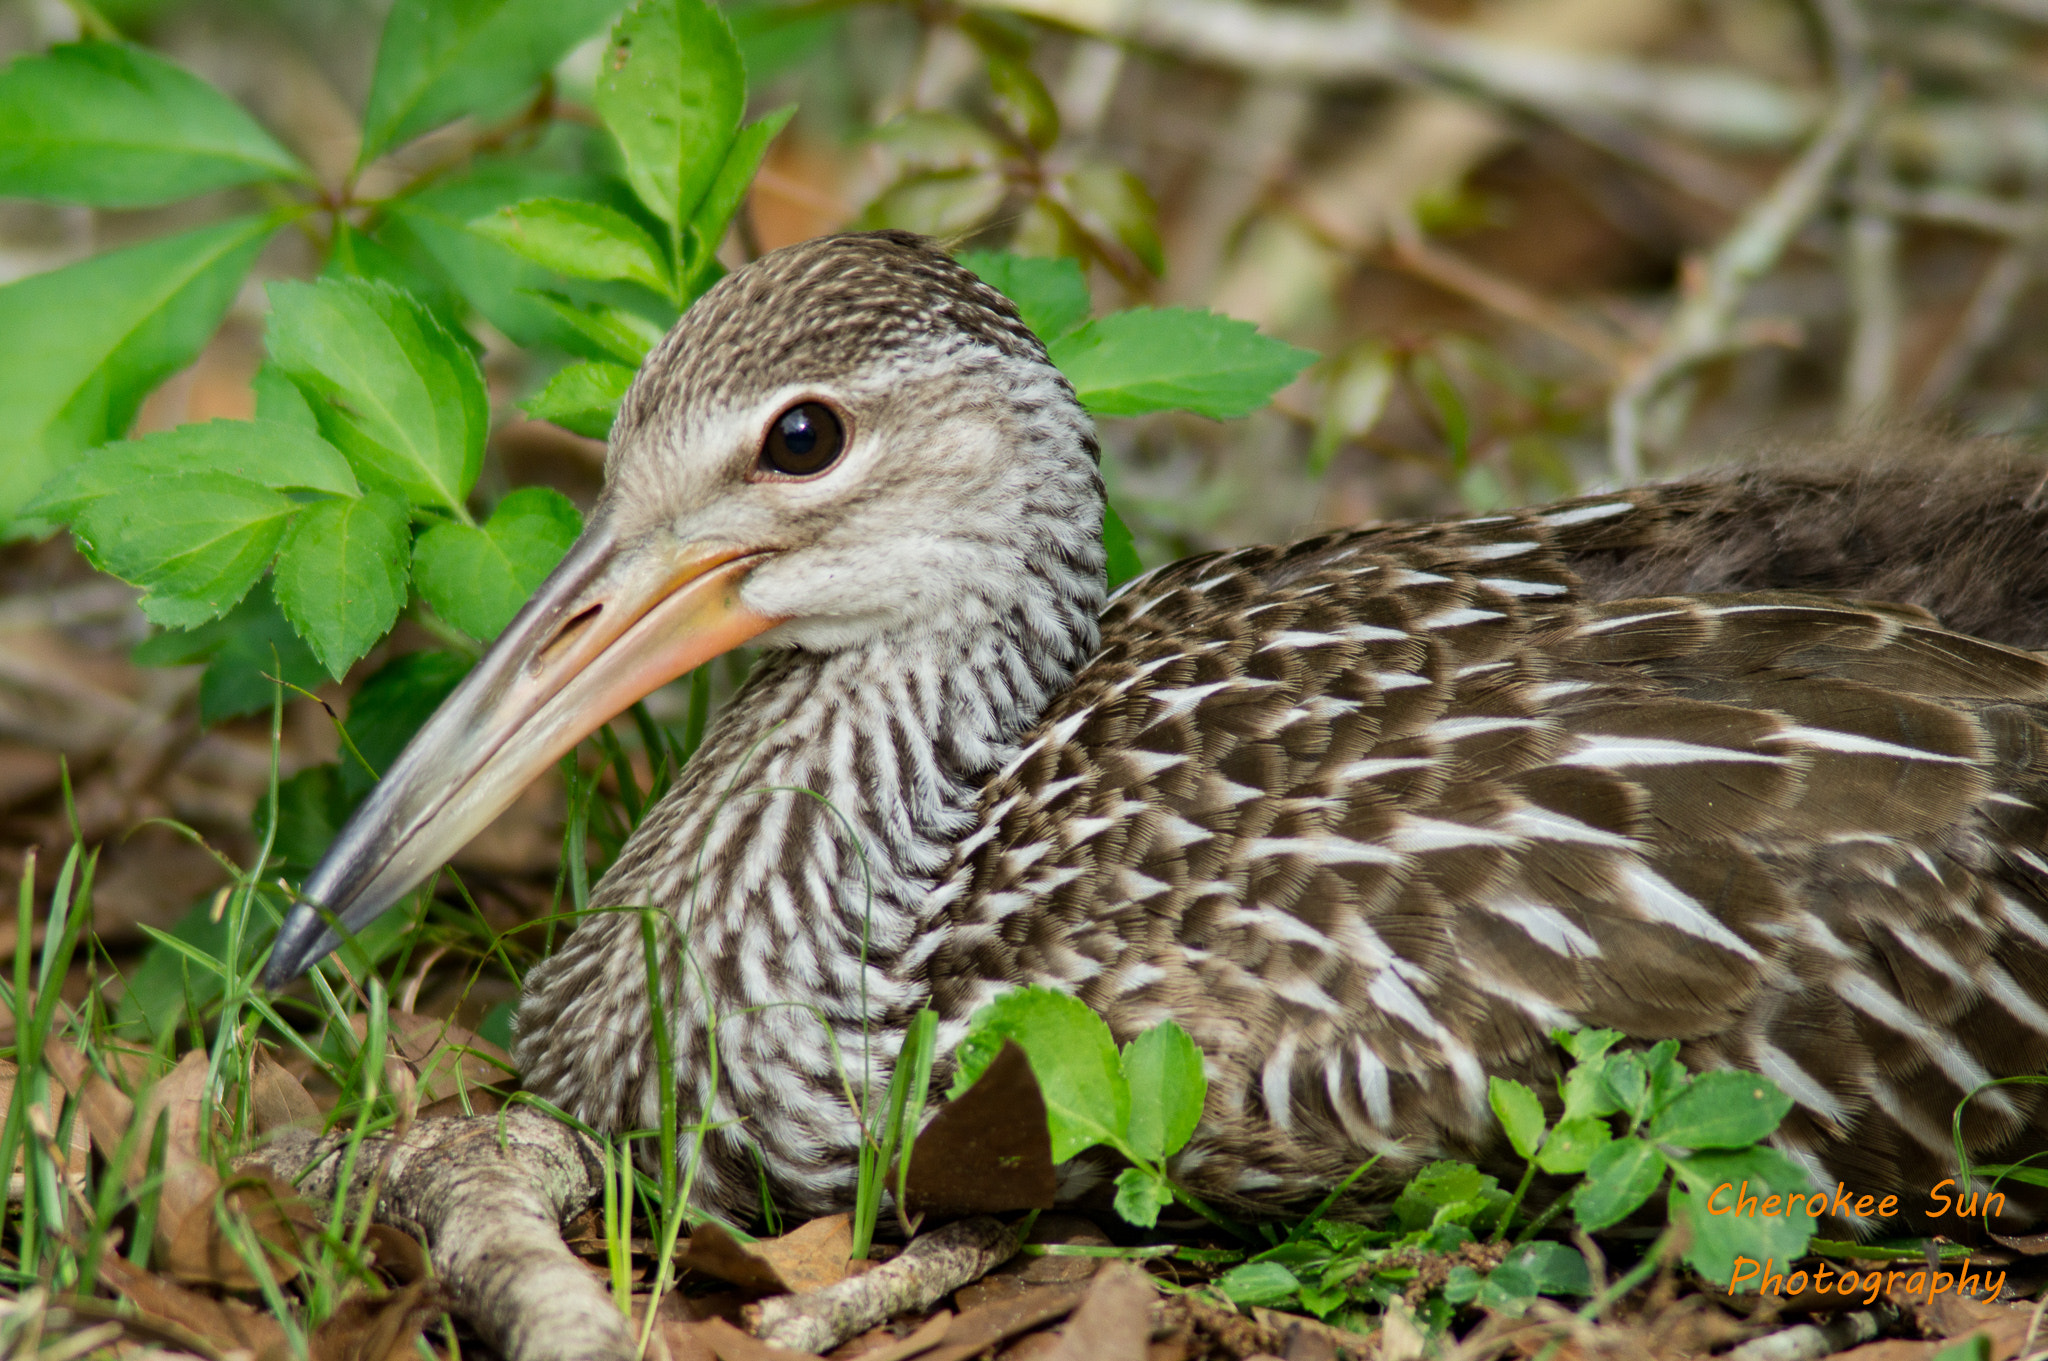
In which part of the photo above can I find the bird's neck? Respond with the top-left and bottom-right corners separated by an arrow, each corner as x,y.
514,544 -> 1104,1216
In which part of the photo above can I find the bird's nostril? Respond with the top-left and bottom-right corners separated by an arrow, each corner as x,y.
539,604 -> 603,665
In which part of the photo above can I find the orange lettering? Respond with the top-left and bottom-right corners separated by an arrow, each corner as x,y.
1930,1179 -> 1956,1216
1708,1182 -> 1736,1215
1761,1194 -> 1783,1216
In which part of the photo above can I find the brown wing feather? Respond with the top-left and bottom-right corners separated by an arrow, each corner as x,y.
928,490 -> 2048,1230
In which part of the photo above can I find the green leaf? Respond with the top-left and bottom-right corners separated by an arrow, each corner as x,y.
1668,1147 -> 1818,1287
1489,1077 -> 1546,1161
0,43 -> 307,206
1120,1021 -> 1204,1163
1103,503 -> 1143,593
683,105 -> 794,285
1061,161 -> 1162,274
473,197 -> 673,294
1556,1028 -> 1624,1063
1503,1241 -> 1591,1297
861,170 -> 1006,240
531,292 -> 665,366
1393,1161 -> 1494,1232
266,278 -> 490,514
1412,353 -> 1469,469
1112,1167 -> 1175,1228
1648,1070 -> 1792,1150
0,215 -> 274,531
1048,309 -> 1316,420
253,362 -> 321,434
959,250 -> 1090,343
414,487 -> 583,641
1573,1137 -> 1667,1231
951,986 -> 1127,1164
28,419 -> 358,524
273,492 -> 412,679
359,0 -> 622,160
373,153 -> 643,352
335,650 -> 473,801
1533,1115 -> 1610,1176
594,0 -> 745,230
1216,1260 -> 1299,1308
525,360 -> 636,438
1601,1051 -> 1649,1123
70,474 -> 294,627
134,579 -> 328,725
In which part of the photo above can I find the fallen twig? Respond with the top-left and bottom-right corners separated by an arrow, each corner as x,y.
1722,1309 -> 1881,1361
1606,56 -> 1878,476
241,1107 -> 628,1361
744,1216 -> 1022,1354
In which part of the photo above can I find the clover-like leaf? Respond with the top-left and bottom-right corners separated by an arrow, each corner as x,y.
1534,1115 -> 1611,1176
1048,308 -> 1316,420
273,492 -> 412,679
1112,1167 -> 1175,1228
266,278 -> 489,515
413,487 -> 583,642
473,198 -> 673,294
1668,1146 -> 1818,1287
1648,1070 -> 1792,1150
1573,1137 -> 1666,1231
1489,1077 -> 1547,1161
951,986 -> 1127,1164
1120,1020 -> 1205,1163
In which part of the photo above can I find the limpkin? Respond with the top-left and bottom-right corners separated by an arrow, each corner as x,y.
269,229 -> 2048,1230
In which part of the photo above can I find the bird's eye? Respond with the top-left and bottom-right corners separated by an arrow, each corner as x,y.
760,402 -> 844,478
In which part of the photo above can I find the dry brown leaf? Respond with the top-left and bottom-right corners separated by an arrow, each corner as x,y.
158,1174 -> 312,1289
1040,1262 -> 1153,1361
0,1057 -> 90,1178
361,1223 -> 429,1285
101,1252 -> 290,1356
688,1316 -> 822,1360
749,1214 -> 854,1294
309,1278 -> 446,1361
248,1045 -> 321,1134
681,1223 -> 798,1294
908,1283 -> 1088,1361
840,1311 -> 952,1361
903,1041 -> 1057,1218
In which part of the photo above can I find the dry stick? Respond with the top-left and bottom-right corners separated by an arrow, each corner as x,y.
1605,72 -> 1878,480
1722,1310 -> 1882,1361
744,1216 -> 1022,1354
1386,218 -> 1630,369
242,1108 -> 632,1361
975,0 -> 1813,152
1915,244 -> 2038,412
1839,139 -> 1903,429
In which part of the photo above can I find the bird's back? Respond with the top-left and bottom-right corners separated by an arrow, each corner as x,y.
925,455 -> 2048,1227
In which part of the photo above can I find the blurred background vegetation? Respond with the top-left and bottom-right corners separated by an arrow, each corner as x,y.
2,0 -> 2046,1019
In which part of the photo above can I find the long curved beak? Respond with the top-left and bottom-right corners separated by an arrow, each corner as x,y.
263,516 -> 781,987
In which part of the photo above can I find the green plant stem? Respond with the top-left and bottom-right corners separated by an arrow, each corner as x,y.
1494,1159 -> 1540,1243
57,0 -> 119,39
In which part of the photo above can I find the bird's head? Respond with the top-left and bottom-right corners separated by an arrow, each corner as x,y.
264,230 -> 1104,985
